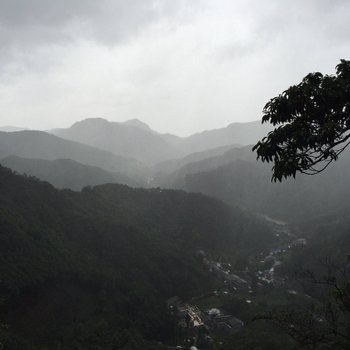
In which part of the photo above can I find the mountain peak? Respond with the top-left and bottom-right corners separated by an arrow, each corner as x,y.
123,119 -> 151,131
70,118 -> 152,132
70,118 -> 109,128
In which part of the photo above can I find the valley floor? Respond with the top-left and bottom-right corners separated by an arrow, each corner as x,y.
165,216 -> 308,349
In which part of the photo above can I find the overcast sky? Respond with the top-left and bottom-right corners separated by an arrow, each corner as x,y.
0,0 -> 349,136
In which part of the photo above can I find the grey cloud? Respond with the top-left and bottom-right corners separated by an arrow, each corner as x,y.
215,0 -> 350,63
0,0 -> 96,52
0,0 -> 349,135
0,0 -> 200,45
0,0 -> 193,66
0,0 -> 95,26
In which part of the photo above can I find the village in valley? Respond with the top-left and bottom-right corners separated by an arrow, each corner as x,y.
165,218 -> 308,349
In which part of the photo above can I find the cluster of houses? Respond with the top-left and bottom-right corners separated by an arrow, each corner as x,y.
205,308 -> 244,332
166,296 -> 244,334
166,297 -> 205,328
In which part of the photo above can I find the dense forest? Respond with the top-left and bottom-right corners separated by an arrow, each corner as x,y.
0,165 -> 273,349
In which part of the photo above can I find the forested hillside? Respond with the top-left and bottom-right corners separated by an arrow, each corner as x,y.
0,166 -> 272,349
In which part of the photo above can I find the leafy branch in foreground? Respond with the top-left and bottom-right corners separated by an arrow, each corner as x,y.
253,59 -> 350,181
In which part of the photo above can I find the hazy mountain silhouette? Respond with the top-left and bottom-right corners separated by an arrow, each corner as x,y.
0,126 -> 27,132
0,130 -> 148,184
165,147 -> 350,222
1,156 -> 139,189
153,145 -> 255,186
51,118 -> 182,165
153,144 -> 239,175
50,118 -> 272,166
160,120 -> 273,154
123,118 -> 153,131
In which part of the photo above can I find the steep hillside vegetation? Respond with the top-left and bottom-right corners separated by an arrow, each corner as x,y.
0,166 -> 272,349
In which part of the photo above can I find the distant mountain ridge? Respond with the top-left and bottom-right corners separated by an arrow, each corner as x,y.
161,120 -> 273,154
0,119 -> 275,190
49,117 -> 272,166
123,118 -> 153,131
0,156 -> 139,190
153,145 -> 255,187
153,144 -> 240,175
0,130 -> 148,185
0,118 -> 276,193
0,126 -> 27,132
51,118 -> 182,165
162,145 -> 350,222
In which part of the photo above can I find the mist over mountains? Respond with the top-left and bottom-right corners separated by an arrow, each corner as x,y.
2,0 -> 350,347
1,156 -> 137,190
49,117 -> 272,165
1,117 -> 349,349
168,153 -> 350,222
0,117 -> 272,188
51,118 -> 181,165
1,117 -> 348,223
0,126 -> 27,132
0,129 -> 147,186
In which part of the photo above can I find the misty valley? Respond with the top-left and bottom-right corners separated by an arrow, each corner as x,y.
0,116 -> 349,350
2,0 -> 350,347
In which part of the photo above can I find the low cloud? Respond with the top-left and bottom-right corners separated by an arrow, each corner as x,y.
0,0 -> 349,135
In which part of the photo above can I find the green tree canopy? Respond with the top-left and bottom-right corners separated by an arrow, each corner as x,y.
253,59 -> 350,181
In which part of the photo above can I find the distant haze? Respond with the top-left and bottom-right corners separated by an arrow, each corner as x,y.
0,0 -> 349,135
